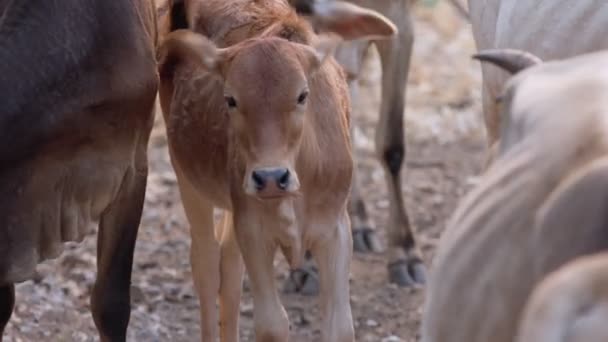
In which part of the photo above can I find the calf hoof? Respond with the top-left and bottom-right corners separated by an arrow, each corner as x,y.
388,258 -> 426,287
283,267 -> 320,296
352,228 -> 382,253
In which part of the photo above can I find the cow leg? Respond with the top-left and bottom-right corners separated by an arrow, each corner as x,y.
282,43 -> 376,296
177,176 -> 220,342
348,79 -> 382,254
91,169 -> 146,341
218,211 -> 244,342
481,82 -> 502,169
283,251 -> 319,296
312,212 -> 354,342
0,284 -> 15,341
481,81 -> 501,146
235,213 -> 289,341
373,14 -> 425,286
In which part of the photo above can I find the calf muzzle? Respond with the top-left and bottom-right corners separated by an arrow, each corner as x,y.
250,167 -> 293,198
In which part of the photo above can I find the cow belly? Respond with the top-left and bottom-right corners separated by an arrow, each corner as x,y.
0,147 -> 131,284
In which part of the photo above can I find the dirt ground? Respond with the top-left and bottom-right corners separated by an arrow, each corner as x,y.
4,2 -> 487,341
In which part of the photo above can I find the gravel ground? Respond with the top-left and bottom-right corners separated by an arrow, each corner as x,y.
4,2 -> 487,341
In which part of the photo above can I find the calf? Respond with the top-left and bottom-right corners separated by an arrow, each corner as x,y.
468,0 -> 608,149
289,0 -> 424,288
157,0 -> 395,340
421,49 -> 608,342
0,0 -> 158,341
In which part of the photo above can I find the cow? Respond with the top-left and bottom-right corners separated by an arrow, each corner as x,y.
286,0 -> 425,290
468,0 -> 608,158
0,1 -> 158,341
421,49 -> 608,342
157,0 -> 395,340
517,252 -> 608,342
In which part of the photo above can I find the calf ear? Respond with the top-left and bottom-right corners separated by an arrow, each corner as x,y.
158,29 -> 228,78
302,33 -> 342,74
301,1 -> 397,41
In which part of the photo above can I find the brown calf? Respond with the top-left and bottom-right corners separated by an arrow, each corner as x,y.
0,0 -> 158,341
157,0 -> 395,340
289,0 -> 425,288
421,49 -> 608,342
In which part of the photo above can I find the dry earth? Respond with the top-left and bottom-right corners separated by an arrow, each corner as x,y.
4,2 -> 487,341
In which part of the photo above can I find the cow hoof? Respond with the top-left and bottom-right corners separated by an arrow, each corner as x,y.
283,267 -> 320,296
388,258 -> 426,287
352,228 -> 381,253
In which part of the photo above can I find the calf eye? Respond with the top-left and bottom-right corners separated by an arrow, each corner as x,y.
297,91 -> 309,105
225,96 -> 237,109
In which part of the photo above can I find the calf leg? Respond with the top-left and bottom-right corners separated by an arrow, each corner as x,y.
373,13 -> 425,286
283,251 -> 319,296
218,212 -> 244,342
235,213 -> 289,342
91,169 -> 146,341
0,284 -> 14,341
177,176 -> 220,342
311,213 -> 354,342
282,43 -> 376,296
348,79 -> 381,254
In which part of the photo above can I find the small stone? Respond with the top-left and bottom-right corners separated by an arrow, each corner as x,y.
431,194 -> 444,206
160,171 -> 178,185
130,285 -> 146,304
365,319 -> 379,327
381,335 -> 402,342
466,176 -> 480,186
240,302 -> 253,317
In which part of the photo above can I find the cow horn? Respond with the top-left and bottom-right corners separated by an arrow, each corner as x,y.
473,49 -> 542,75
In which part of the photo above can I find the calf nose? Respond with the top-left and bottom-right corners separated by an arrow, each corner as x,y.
251,168 -> 291,191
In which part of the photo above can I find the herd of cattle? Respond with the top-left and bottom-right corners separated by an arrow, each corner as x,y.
2,0 -> 608,341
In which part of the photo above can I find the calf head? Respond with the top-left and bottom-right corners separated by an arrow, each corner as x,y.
160,31 -> 343,199
159,5 -> 395,200
219,37 -> 335,199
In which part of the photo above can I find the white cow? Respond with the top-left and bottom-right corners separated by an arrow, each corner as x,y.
422,49 -> 608,342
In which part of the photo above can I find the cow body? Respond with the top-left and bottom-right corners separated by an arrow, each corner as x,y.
421,50 -> 608,342
468,0 -> 608,144
158,0 -> 396,340
0,1 -> 158,340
